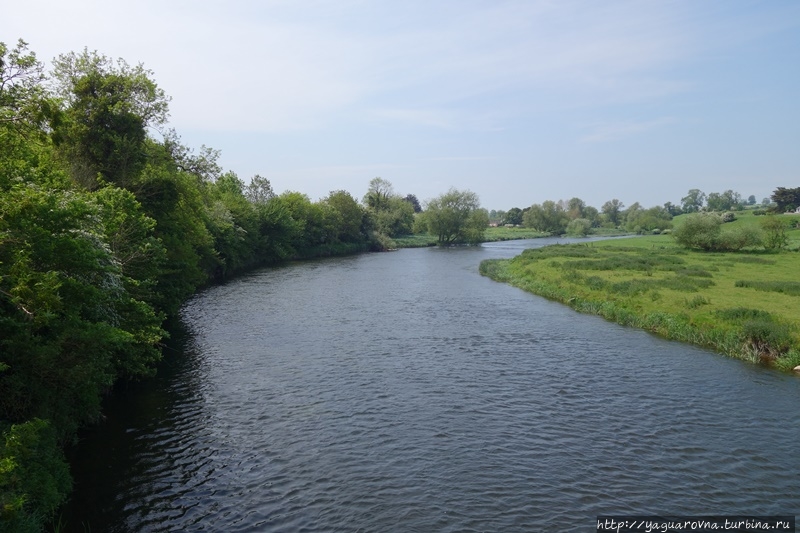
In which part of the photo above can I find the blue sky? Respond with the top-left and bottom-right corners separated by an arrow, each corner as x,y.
6,0 -> 799,211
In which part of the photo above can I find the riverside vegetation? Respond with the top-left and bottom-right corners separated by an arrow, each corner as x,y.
0,41 -> 492,531
480,211 -> 800,371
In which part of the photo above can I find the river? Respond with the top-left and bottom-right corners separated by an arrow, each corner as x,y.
63,239 -> 800,532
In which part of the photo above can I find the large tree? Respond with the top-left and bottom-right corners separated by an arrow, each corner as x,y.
681,189 -> 706,213
706,190 -> 741,212
51,49 -> 170,189
419,188 -> 487,245
601,199 -> 625,226
363,177 -> 395,211
771,187 -> 800,213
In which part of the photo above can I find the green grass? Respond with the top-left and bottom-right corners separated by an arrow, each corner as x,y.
480,233 -> 800,371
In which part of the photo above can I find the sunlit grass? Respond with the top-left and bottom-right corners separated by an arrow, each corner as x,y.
480,235 -> 800,371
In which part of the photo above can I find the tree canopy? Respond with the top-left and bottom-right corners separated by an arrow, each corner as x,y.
419,188 -> 488,245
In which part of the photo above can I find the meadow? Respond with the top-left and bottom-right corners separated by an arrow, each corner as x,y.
480,211 -> 800,371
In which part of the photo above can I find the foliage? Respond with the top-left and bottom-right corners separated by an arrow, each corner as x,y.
770,187 -> 800,213
681,189 -> 706,213
601,199 -> 625,226
504,207 -> 524,225
624,203 -> 672,233
245,174 -> 275,204
51,49 -> 170,190
672,213 -> 762,251
523,200 -> 569,234
0,40 -> 52,137
361,178 -> 416,239
706,190 -> 742,212
0,419 -> 71,531
419,188 -> 487,245
363,177 -> 394,211
566,218 -> 592,236
760,216 -> 788,250
403,194 -> 422,213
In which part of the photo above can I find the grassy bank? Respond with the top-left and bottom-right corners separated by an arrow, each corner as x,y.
480,234 -> 800,371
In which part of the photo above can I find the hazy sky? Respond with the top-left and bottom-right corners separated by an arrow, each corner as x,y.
6,0 -> 799,210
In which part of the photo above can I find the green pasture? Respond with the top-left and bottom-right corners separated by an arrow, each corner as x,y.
480,226 -> 800,370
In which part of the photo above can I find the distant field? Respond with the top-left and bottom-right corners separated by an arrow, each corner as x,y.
480,224 -> 800,371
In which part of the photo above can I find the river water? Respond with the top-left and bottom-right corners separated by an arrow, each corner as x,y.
64,239 -> 800,532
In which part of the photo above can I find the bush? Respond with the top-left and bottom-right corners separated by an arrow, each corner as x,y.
673,214 -> 722,250
673,213 -> 762,251
717,225 -> 763,251
720,212 -> 736,223
566,218 -> 592,237
761,216 -> 788,250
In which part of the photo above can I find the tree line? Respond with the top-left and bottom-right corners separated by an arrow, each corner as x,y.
487,186 -> 795,238
0,40 -> 492,530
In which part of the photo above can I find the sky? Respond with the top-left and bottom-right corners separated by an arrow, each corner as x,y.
6,0 -> 800,211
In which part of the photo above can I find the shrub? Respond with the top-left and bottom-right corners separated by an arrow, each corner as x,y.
717,225 -> 763,251
566,218 -> 592,237
761,216 -> 788,250
720,212 -> 736,223
673,213 -> 764,251
673,213 -> 722,250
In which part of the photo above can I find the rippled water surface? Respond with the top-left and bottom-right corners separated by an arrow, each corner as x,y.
65,240 -> 800,532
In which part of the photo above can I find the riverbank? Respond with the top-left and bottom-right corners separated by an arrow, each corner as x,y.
480,235 -> 800,371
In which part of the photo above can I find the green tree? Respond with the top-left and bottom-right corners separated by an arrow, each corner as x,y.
706,190 -> 741,212
0,39 -> 52,137
566,197 -> 586,219
245,174 -> 275,204
51,50 -> 170,189
673,213 -> 761,251
524,201 -> 569,234
374,196 -> 415,237
566,218 -> 592,236
504,207 -> 523,225
601,199 -> 625,226
324,190 -> 368,243
403,193 -> 422,213
770,187 -> 800,213
681,189 -> 706,213
625,204 -> 672,233
363,177 -> 394,211
761,216 -> 788,250
419,188 -> 487,245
